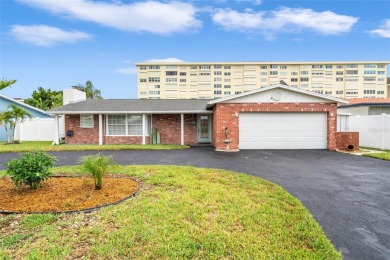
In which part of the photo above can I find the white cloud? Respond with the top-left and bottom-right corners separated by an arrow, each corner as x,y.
144,58 -> 185,62
212,7 -> 358,39
114,67 -> 138,75
10,25 -> 92,46
368,19 -> 390,38
17,0 -> 201,35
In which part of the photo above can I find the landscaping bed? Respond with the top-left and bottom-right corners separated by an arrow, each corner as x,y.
0,165 -> 341,259
0,176 -> 139,213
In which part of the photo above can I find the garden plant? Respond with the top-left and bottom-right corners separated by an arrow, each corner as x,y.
80,153 -> 114,190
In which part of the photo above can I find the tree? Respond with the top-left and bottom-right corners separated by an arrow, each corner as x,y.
74,80 -> 102,99
0,111 -> 13,143
0,78 -> 17,90
24,87 -> 63,110
7,104 -> 32,143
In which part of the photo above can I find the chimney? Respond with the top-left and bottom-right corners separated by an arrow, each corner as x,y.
63,88 -> 86,105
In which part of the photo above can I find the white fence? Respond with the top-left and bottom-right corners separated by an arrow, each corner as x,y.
14,117 -> 65,142
348,114 -> 390,150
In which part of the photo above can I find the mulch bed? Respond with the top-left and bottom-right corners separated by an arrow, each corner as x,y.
0,176 -> 139,213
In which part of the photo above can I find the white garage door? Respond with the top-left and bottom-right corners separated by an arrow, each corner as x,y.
239,113 -> 327,149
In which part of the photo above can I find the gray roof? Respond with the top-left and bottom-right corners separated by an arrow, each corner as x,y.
47,99 -> 212,114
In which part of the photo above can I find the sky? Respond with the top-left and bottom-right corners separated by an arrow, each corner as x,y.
1,0 -> 389,99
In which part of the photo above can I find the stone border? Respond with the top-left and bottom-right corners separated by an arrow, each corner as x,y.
0,176 -> 141,215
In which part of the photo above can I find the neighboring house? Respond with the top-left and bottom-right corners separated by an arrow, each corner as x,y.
136,61 -> 389,100
338,98 -> 390,116
0,94 -> 52,142
48,84 -> 357,151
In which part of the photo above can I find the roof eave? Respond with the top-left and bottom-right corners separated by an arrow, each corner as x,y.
47,110 -> 213,115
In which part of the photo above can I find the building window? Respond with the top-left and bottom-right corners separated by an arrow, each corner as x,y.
148,77 -> 160,82
325,65 -> 333,69
224,66 -> 231,69
377,91 -> 385,94
346,64 -> 358,68
364,90 -> 376,94
180,79 -> 186,82
336,71 -> 343,75
336,78 -> 343,82
364,64 -> 376,68
180,72 -> 186,76
270,71 -> 278,75
270,65 -> 278,69
378,65 -> 385,68
312,65 -> 323,69
260,65 -> 267,69
214,84 -> 222,88
214,78 -> 222,82
153,85 -> 160,89
149,65 -> 160,69
214,71 -> 222,75
107,115 -> 126,135
166,71 -> 177,76
378,71 -> 385,75
199,65 -> 211,69
364,70 -> 376,74
280,65 -> 287,69
364,77 -> 376,81
80,115 -> 94,128
149,91 -> 160,95
214,65 -> 222,69
260,72 -> 267,76
313,90 -> 324,94
140,78 -> 147,82
325,91 -> 332,95
336,91 -> 343,95
140,91 -> 147,95
300,78 -> 309,82
199,72 -> 211,76
190,66 -> 197,69
224,91 -> 231,95
301,71 -> 309,75
291,78 -> 298,82
336,65 -> 343,69
224,72 -> 231,76
166,78 -> 177,82
214,90 -> 221,95
346,91 -> 358,95
127,115 -> 143,135
291,72 -> 298,75
139,66 -> 147,70
224,85 -> 231,88
235,91 -> 242,94
166,65 -> 177,69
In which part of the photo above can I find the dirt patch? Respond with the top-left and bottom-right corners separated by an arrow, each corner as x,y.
0,176 -> 139,213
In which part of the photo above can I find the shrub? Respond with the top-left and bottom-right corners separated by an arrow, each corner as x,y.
80,153 -> 114,190
7,151 -> 56,189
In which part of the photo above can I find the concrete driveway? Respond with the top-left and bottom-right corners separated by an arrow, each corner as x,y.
1,147 -> 389,260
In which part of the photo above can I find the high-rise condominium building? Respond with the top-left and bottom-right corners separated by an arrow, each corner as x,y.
136,61 -> 389,99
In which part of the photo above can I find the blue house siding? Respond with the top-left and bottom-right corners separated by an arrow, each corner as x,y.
0,95 -> 51,141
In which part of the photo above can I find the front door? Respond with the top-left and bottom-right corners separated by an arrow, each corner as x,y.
198,115 -> 211,143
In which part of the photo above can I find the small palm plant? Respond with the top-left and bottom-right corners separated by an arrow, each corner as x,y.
80,153 -> 114,190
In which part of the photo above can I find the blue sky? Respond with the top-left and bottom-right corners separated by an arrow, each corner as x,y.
1,0 -> 389,99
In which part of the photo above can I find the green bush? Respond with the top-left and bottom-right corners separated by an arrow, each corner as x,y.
7,151 -> 56,189
79,153 -> 114,190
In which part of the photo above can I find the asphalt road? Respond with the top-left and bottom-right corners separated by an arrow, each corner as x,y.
1,147 -> 389,260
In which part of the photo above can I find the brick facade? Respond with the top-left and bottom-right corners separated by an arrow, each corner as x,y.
335,132 -> 359,151
152,114 -> 198,145
212,102 -> 338,151
65,114 -> 198,145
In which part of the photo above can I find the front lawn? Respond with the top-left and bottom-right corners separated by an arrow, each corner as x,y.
0,165 -> 341,259
362,151 -> 390,161
0,141 -> 189,153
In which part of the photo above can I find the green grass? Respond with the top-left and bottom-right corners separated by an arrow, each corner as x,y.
0,141 -> 189,153
0,165 -> 341,259
362,151 -> 390,161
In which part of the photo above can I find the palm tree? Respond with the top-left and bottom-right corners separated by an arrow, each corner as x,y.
0,78 -> 17,90
74,80 -> 102,99
7,104 -> 32,143
0,111 -> 14,143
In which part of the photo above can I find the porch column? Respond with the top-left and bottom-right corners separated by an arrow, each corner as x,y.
99,114 -> 103,145
142,114 -> 146,145
53,115 -> 59,145
181,114 -> 184,145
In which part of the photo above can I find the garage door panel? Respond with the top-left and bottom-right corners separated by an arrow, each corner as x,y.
239,113 -> 327,149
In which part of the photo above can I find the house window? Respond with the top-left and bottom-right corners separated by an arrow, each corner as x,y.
80,115 -> 94,128
107,115 -> 150,136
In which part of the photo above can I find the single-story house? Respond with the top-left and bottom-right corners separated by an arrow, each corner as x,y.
338,98 -> 390,116
48,84 -> 358,151
0,94 -> 52,142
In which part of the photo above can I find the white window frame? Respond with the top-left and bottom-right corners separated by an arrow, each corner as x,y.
106,114 -> 150,136
80,114 -> 94,128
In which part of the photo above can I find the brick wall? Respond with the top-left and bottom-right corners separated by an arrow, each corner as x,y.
65,114 -> 198,145
335,132 -> 359,151
152,114 -> 198,145
65,114 -> 100,144
213,102 -> 338,151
